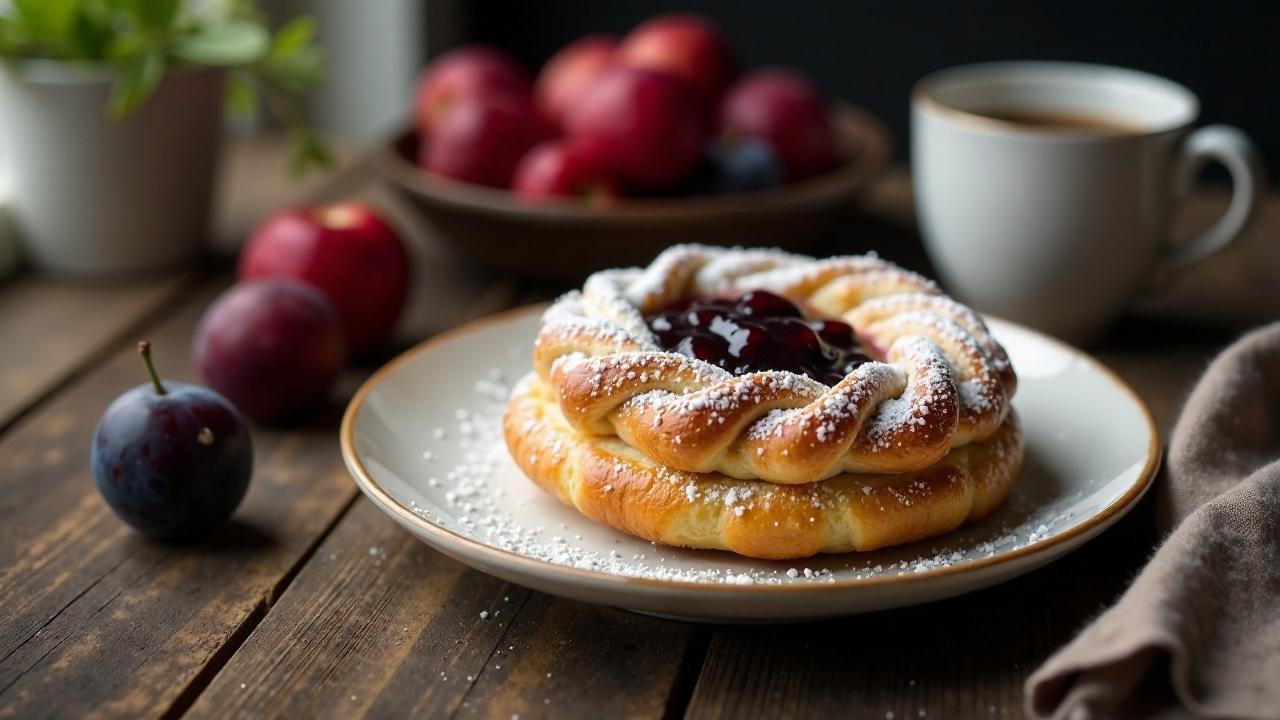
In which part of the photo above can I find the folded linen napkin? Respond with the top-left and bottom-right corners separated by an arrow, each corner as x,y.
1027,322 -> 1280,720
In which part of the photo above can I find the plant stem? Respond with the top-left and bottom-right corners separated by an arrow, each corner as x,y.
137,341 -> 167,396
257,73 -> 307,127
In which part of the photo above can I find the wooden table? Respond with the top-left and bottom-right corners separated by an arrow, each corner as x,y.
0,137 -> 1249,720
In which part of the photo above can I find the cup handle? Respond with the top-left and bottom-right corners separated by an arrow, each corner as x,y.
1146,124 -> 1267,288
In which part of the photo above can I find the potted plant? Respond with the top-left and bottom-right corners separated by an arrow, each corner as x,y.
0,0 -> 327,275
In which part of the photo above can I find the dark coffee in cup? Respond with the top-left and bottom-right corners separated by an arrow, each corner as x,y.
975,109 -> 1144,135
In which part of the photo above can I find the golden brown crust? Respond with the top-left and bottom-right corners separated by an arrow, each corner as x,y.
531,245 -> 1017,483
505,374 -> 1023,560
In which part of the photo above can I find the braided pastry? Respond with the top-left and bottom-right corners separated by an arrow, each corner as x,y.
505,245 -> 1023,559
506,374 -> 1022,559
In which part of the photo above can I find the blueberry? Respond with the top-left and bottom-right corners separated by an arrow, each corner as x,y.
91,342 -> 252,540
697,138 -> 785,195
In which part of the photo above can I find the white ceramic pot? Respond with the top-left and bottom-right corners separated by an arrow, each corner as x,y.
0,62 -> 224,276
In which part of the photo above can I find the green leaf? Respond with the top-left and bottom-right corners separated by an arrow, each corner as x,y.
9,0 -> 80,56
12,0 -> 78,40
172,20 -> 268,66
105,29 -> 148,60
132,0 -> 181,30
0,16 -> 21,55
224,70 -> 255,117
287,126 -> 332,178
264,44 -> 321,91
109,49 -> 165,118
67,2 -> 117,59
269,16 -> 315,58
0,0 -> 327,178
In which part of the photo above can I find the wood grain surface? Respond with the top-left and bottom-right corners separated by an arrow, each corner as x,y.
0,281 -> 360,720
0,274 -> 191,432
0,138 -> 1260,719
683,493 -> 1159,720
186,498 -> 704,720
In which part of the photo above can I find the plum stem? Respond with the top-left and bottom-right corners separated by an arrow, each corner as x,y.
137,341 -> 167,396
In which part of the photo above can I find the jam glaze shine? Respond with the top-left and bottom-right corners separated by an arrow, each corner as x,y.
645,290 -> 874,386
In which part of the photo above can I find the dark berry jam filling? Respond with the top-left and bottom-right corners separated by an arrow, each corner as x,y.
645,290 -> 871,385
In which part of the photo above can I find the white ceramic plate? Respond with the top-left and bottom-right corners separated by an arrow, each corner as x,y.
341,306 -> 1159,622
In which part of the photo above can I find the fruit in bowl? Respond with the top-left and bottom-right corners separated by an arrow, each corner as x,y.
616,13 -> 734,102
512,141 -> 620,202
695,137 -> 785,195
566,67 -> 703,191
421,95 -> 553,188
718,68 -> 839,181
378,13 -> 890,279
415,45 -> 531,134
535,34 -> 617,131
403,13 -> 861,202
379,97 -> 889,281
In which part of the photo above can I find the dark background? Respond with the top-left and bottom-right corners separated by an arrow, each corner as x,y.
455,0 -> 1280,170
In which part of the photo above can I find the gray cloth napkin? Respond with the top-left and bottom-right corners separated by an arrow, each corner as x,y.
1027,322 -> 1280,720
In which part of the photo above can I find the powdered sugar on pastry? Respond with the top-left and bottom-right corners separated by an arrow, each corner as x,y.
532,245 -> 1016,483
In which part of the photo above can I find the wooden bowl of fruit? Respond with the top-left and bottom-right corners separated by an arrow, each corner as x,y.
377,15 -> 892,282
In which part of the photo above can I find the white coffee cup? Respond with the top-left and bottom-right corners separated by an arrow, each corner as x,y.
911,61 -> 1266,343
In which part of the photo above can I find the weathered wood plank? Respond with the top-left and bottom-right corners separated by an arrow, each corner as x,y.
452,592 -> 703,720
0,274 -> 190,431
0,131 -> 520,719
183,498 -> 531,719
185,497 -> 702,720
0,281 -> 358,720
684,494 -> 1159,720
0,265 -> 513,719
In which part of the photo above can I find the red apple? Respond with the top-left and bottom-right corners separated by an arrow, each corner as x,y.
238,203 -> 410,357
566,68 -> 702,191
535,34 -> 617,130
193,279 -> 346,423
616,14 -> 734,102
415,45 -> 531,134
717,68 -> 838,181
512,141 -> 621,203
420,95 -> 553,188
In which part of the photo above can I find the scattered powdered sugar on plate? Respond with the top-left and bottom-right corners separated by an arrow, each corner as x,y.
387,366 -> 1101,588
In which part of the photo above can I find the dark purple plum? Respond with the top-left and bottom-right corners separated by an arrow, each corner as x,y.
91,341 -> 252,540
193,279 -> 347,423
695,137 -> 784,195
